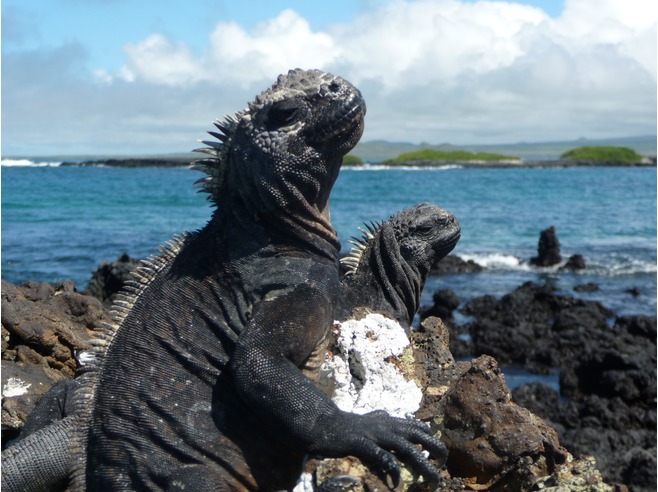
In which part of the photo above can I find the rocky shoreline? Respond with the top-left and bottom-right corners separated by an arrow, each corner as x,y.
55,157 -> 657,168
2,254 -> 655,490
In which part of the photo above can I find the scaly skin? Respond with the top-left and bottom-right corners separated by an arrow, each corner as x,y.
2,69 -> 446,491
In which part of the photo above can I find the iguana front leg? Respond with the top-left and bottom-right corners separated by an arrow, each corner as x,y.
229,282 -> 446,487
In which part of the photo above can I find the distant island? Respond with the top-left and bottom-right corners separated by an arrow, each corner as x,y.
386,148 -> 520,163
21,137 -> 647,169
342,145 -> 654,168
559,145 -> 643,164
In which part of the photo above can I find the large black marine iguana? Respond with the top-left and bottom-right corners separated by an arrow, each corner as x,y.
4,203 -> 460,491
2,69 -> 446,491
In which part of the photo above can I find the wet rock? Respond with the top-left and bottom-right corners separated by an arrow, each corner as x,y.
83,252 -> 141,307
561,253 -> 586,271
430,254 -> 483,275
574,282 -> 599,292
419,288 -> 460,322
461,281 -> 615,372
530,226 -> 562,267
625,287 -> 641,297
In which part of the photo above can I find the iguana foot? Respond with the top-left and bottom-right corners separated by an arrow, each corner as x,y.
313,410 -> 447,488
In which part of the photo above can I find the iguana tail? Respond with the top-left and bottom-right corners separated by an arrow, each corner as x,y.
1,415 -> 81,492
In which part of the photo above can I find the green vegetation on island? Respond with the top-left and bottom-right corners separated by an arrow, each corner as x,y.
560,146 -> 642,163
386,148 -> 519,163
342,154 -> 364,165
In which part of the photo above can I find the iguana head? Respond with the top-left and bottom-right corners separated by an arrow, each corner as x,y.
194,69 -> 365,248
341,203 -> 461,324
390,203 -> 461,272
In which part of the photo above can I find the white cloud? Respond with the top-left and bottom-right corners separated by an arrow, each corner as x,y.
120,34 -> 204,85
205,10 -> 339,86
3,0 -> 656,154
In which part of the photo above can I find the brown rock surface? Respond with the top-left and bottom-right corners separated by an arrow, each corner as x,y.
1,280 -> 110,437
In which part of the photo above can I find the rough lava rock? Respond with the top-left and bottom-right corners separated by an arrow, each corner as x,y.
461,281 -> 615,373
419,289 -> 460,322
430,254 -> 484,275
1,280 -> 110,442
530,226 -> 562,267
438,355 -> 569,490
83,252 -> 141,307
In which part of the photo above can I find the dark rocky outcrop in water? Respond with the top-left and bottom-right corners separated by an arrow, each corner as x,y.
430,254 -> 484,274
419,288 -> 460,321
530,226 -> 562,267
513,312 -> 657,491
560,253 -> 587,271
460,281 -> 618,373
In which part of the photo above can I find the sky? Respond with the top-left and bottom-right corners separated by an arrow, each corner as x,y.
2,0 -> 656,156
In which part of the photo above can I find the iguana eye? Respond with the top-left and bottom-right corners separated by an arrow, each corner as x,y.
267,100 -> 302,128
411,222 -> 436,237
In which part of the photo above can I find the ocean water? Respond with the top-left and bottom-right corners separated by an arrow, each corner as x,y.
2,163 -> 656,324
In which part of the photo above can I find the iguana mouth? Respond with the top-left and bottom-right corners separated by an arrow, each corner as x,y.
313,93 -> 366,144
436,230 -> 461,257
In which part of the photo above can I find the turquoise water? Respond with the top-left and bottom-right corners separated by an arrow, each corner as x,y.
2,164 -> 656,318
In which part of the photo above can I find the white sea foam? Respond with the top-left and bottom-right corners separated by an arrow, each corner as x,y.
1,158 -> 61,167
344,164 -> 462,171
585,257 -> 657,276
459,251 -> 656,276
460,252 -> 531,271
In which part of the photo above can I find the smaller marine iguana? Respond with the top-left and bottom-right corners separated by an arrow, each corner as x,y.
339,203 -> 460,326
308,203 -> 460,490
2,69 -> 446,492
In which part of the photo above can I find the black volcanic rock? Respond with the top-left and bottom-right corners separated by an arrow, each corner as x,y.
419,288 -> 460,321
430,254 -> 483,274
83,253 -> 141,307
461,281 -> 616,372
560,254 -> 586,271
530,226 -> 562,267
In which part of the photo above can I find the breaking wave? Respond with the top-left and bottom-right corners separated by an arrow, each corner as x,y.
344,164 -> 462,171
460,253 -> 530,271
459,252 -> 656,276
1,159 -> 62,167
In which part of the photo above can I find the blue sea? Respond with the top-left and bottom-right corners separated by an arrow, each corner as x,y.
2,162 -> 656,330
